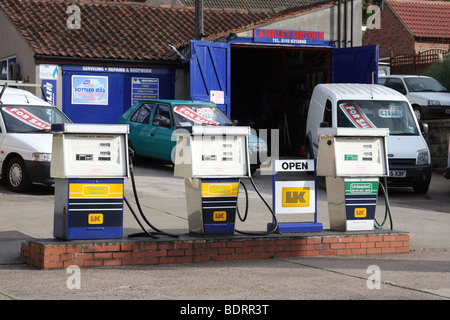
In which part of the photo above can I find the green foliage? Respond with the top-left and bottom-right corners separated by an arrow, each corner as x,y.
422,57 -> 450,90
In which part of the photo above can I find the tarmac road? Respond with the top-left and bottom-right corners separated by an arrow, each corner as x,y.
0,158 -> 449,302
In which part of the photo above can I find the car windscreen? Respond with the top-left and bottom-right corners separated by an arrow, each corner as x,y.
337,100 -> 419,135
1,105 -> 71,133
404,77 -> 447,92
172,104 -> 233,126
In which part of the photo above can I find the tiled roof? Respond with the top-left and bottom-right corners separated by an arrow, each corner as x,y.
0,0 -> 275,62
388,0 -> 450,39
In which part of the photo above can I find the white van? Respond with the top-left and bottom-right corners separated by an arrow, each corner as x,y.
305,83 -> 432,194
0,84 -> 71,192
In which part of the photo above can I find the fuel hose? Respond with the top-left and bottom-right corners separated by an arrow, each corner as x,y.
125,148 -> 179,239
374,177 -> 393,230
235,176 -> 279,235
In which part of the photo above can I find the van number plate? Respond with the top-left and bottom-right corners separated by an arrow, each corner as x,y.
389,170 -> 406,178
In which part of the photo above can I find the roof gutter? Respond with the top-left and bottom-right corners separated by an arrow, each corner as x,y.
34,54 -> 184,68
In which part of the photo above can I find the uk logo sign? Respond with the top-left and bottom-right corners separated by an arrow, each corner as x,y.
282,187 -> 310,207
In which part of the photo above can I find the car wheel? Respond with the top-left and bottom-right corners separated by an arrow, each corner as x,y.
6,156 -> 32,193
413,106 -> 423,121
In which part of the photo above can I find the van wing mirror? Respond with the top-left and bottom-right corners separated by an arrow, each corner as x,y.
420,122 -> 429,135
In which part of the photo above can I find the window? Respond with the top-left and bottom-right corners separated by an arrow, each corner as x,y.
337,100 -> 418,135
322,100 -> 332,127
130,103 -> 154,124
1,57 -> 17,81
385,78 -> 406,95
404,77 -> 447,93
152,104 -> 171,127
1,106 -> 71,133
172,104 -> 233,126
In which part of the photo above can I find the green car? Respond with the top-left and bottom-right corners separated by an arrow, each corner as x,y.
117,100 -> 267,173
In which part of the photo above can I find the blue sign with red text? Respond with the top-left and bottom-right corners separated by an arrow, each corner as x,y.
253,29 -> 325,46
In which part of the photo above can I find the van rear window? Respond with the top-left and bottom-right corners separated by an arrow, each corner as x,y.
337,100 -> 418,135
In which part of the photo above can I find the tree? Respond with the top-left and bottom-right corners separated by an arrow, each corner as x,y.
422,56 -> 450,90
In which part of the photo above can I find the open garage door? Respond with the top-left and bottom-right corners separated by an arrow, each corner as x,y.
229,44 -> 379,157
189,40 -> 231,116
331,45 -> 379,84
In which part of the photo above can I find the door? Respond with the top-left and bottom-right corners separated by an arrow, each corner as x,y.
147,103 -> 174,161
127,102 -> 155,157
189,40 -> 231,116
331,45 -> 379,84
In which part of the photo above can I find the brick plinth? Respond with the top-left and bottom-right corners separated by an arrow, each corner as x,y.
20,230 -> 410,269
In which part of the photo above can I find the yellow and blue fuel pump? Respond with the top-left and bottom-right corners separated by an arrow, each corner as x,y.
51,123 -> 129,240
317,127 -> 390,231
174,126 -> 251,235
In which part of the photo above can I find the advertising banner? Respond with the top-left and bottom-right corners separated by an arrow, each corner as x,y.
71,75 -> 108,105
42,79 -> 56,105
131,77 -> 159,104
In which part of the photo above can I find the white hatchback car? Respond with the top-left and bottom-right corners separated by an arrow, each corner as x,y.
379,75 -> 450,121
0,84 -> 71,192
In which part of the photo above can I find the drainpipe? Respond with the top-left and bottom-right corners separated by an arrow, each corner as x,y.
337,0 -> 341,48
350,0 -> 353,47
195,0 -> 204,40
344,0 -> 347,48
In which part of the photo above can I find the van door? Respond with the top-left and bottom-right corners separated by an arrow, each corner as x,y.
189,40 -> 231,117
331,45 -> 379,84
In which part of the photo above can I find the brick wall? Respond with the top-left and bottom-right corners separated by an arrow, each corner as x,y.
415,42 -> 450,53
21,231 -> 410,269
363,4 -> 415,58
425,119 -> 450,172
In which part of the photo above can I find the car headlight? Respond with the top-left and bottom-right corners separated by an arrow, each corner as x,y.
32,153 -> 51,162
416,149 -> 428,165
427,100 -> 441,106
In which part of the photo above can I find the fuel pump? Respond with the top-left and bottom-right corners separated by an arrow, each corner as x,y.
317,127 -> 391,231
174,126 -> 277,235
51,123 -> 129,240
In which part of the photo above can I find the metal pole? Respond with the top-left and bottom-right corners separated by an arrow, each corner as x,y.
195,0 -> 204,40
337,0 -> 341,48
344,0 -> 347,48
350,0 -> 353,47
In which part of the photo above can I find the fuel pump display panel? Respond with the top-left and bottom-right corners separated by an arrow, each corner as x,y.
334,136 -> 387,177
174,126 -> 251,179
190,135 -> 248,177
64,134 -> 127,177
51,123 -> 129,179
